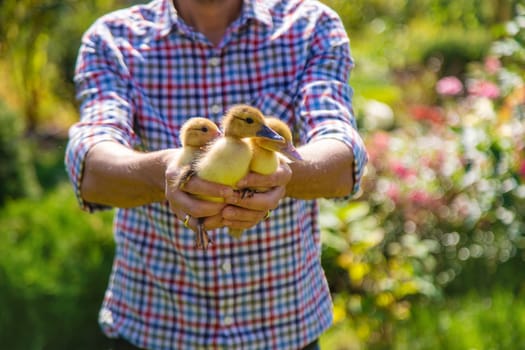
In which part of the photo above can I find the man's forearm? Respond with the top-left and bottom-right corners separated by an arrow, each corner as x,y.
80,141 -> 177,208
286,139 -> 355,200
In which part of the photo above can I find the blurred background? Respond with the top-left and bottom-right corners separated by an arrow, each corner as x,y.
0,0 -> 524,349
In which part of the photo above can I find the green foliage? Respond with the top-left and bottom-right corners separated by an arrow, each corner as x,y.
0,184 -> 114,349
392,289 -> 525,350
32,137 -> 69,190
321,0 -> 508,32
0,99 -> 40,205
0,0 -> 129,131
491,4 -> 525,79
419,28 -> 491,77
322,288 -> 525,349
321,200 -> 440,347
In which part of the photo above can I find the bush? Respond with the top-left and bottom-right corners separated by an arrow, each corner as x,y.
0,183 -> 114,350
0,99 -> 40,205
419,28 -> 491,77
392,289 -> 525,350
0,0 -> 130,131
320,4 -> 525,347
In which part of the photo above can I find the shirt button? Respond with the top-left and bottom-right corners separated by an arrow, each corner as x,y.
223,316 -> 234,326
221,260 -> 231,272
210,104 -> 222,114
208,57 -> 220,67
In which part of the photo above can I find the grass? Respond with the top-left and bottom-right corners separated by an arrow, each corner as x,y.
393,289 -> 525,350
320,289 -> 525,350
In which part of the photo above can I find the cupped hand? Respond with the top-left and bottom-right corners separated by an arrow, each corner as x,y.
165,162 -> 234,232
222,162 -> 292,230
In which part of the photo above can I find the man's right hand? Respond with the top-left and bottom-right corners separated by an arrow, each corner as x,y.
164,160 -> 234,232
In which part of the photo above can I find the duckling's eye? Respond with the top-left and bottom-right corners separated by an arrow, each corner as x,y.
245,117 -> 254,124
201,127 -> 208,132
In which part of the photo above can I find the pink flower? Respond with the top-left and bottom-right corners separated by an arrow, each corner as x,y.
421,151 -> 445,171
391,161 -> 417,181
436,76 -> 463,96
366,131 -> 390,165
370,131 -> 390,151
385,183 -> 401,203
468,80 -> 501,99
484,56 -> 501,75
408,189 -> 433,206
409,104 -> 446,125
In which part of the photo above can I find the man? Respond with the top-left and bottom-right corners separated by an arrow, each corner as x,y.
65,0 -> 367,349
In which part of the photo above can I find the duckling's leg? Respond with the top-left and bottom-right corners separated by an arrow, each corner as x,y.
174,169 -> 211,250
236,188 -> 256,199
176,166 -> 197,190
195,217 -> 212,250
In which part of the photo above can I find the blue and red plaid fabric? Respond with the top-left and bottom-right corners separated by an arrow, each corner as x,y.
65,0 -> 367,349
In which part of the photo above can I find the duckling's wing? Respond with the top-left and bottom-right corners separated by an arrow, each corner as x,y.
196,138 -> 252,187
250,144 -> 279,175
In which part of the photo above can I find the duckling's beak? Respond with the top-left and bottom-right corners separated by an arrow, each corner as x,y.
253,138 -> 303,161
277,141 -> 303,161
256,125 -> 285,142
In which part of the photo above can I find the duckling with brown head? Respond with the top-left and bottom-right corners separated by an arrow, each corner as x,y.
178,117 -> 222,166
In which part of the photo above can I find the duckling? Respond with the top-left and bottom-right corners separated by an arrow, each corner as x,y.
170,117 -> 221,188
168,117 -> 221,249
228,117 -> 303,238
248,117 -> 302,176
182,105 -> 285,248
177,117 -> 222,167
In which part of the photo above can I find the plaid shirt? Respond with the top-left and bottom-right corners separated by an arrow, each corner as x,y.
65,0 -> 367,349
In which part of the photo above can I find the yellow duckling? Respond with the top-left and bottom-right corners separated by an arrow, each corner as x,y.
248,116 -> 302,176
169,117 -> 221,189
177,117 -> 222,167
169,117 -> 220,249
194,105 -> 284,196
183,105 -> 285,248
228,117 -> 303,238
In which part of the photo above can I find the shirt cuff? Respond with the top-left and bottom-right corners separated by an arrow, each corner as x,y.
65,133 -> 126,212
309,124 -> 368,198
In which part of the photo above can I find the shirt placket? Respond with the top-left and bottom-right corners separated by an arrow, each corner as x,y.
204,47 -> 237,342
205,48 -> 224,117
219,257 -> 235,330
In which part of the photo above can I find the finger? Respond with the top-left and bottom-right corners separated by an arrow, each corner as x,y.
182,176 -> 235,199
167,187 -> 226,218
222,212 -> 267,230
224,220 -> 259,230
221,205 -> 268,230
201,215 -> 225,231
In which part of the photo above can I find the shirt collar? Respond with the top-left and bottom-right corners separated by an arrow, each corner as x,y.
242,0 -> 273,28
154,0 -> 179,37
157,0 -> 272,38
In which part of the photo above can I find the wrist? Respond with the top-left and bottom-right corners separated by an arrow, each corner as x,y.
151,148 -> 181,200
